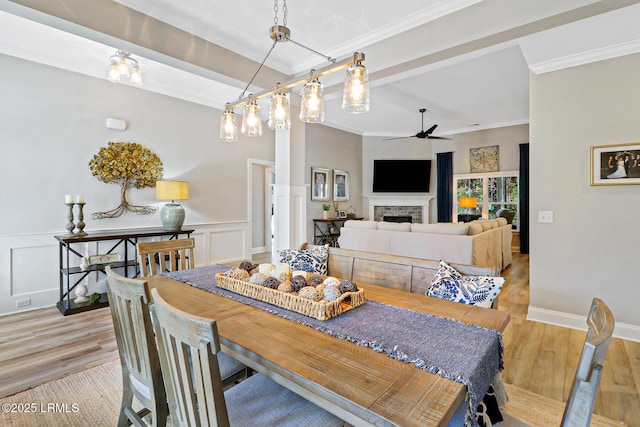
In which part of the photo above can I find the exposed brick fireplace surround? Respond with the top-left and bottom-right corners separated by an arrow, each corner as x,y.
367,196 -> 435,224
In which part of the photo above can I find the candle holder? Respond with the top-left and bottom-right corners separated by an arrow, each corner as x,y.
65,203 -> 75,236
75,203 -> 87,236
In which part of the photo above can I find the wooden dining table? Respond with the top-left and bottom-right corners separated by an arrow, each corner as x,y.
145,272 -> 510,427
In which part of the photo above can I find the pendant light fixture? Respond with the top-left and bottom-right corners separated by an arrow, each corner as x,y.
299,71 -> 324,123
241,96 -> 262,137
219,104 -> 238,142
218,0 -> 370,140
268,83 -> 291,130
342,53 -> 370,113
107,50 -> 142,86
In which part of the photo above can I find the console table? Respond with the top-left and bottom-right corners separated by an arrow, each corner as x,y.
312,218 -> 362,247
55,227 -> 193,316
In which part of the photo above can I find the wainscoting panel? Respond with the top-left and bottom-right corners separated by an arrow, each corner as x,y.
0,222 -> 250,316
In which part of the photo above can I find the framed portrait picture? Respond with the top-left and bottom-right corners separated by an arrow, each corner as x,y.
470,145 -> 499,173
591,142 -> 640,186
333,169 -> 349,201
311,167 -> 331,201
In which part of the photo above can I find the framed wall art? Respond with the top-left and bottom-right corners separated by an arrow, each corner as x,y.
470,145 -> 499,173
311,167 -> 331,201
591,142 -> 640,186
333,169 -> 349,201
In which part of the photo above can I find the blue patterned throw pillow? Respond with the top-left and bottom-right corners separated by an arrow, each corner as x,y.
427,261 -> 505,308
278,244 -> 329,275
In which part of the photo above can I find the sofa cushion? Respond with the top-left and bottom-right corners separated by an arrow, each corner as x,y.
495,217 -> 508,227
411,223 -> 467,235
427,261 -> 505,308
278,244 -> 328,275
466,221 -> 484,235
378,221 -> 412,232
343,220 -> 378,229
478,219 -> 494,231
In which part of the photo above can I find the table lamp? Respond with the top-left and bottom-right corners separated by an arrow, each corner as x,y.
459,197 -> 477,222
156,180 -> 189,231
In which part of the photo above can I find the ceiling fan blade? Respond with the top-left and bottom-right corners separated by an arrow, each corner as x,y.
382,136 -> 416,141
428,135 -> 452,140
425,124 -> 438,134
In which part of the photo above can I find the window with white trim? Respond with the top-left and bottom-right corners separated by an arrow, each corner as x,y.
454,171 -> 519,230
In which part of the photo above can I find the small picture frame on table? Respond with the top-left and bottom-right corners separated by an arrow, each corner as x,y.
337,210 -> 347,219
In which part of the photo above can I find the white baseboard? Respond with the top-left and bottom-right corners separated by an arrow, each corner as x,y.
527,306 -> 640,343
251,246 -> 268,254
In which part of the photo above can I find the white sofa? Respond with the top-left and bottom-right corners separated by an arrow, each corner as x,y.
337,218 -> 512,272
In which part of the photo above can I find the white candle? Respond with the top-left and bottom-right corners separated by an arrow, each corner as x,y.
258,263 -> 273,276
275,263 -> 291,276
64,194 -> 73,204
292,270 -> 308,279
75,195 -> 85,204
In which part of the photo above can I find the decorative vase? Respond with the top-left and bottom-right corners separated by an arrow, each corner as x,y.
323,210 -> 328,219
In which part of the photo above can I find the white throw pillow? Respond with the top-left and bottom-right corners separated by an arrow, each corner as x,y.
427,261 -> 505,308
411,223 -> 467,235
343,220 -> 378,229
278,244 -> 328,275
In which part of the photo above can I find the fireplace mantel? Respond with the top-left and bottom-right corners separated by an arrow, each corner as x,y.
366,196 -> 435,224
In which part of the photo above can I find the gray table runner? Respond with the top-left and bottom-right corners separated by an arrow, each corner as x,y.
164,264 -> 503,427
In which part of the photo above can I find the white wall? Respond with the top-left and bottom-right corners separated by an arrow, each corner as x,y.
529,53 -> 640,340
305,125 -> 363,242
0,54 -> 275,314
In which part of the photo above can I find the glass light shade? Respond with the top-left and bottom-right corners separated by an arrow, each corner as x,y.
117,59 -> 130,78
342,63 -> 370,113
268,92 -> 291,130
107,62 -> 121,82
241,100 -> 263,136
459,197 -> 477,209
219,110 -> 238,142
130,67 -> 143,86
299,79 -> 325,123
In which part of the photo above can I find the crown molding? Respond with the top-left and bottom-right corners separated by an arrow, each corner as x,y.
529,38 -> 640,75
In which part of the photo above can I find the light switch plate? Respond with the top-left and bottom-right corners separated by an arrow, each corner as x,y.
539,211 -> 554,223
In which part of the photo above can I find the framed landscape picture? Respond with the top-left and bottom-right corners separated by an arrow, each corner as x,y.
470,145 -> 499,173
333,169 -> 349,201
311,167 -> 331,201
591,142 -> 640,186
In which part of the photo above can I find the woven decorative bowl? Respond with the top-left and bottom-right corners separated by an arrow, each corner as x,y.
215,273 -> 365,321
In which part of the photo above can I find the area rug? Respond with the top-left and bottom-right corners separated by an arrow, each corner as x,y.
0,360 -> 124,427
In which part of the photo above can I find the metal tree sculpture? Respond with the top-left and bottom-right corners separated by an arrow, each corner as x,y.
89,141 -> 163,219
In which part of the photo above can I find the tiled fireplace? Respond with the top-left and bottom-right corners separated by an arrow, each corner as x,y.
367,196 -> 435,224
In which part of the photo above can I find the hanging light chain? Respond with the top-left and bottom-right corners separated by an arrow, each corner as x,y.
273,0 -> 288,26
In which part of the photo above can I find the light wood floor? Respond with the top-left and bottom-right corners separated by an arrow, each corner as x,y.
0,253 -> 638,425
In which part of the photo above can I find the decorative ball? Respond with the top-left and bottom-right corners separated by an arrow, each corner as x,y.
339,280 -> 359,293
323,277 -> 341,287
308,275 -> 324,286
277,281 -> 293,293
249,272 -> 267,285
323,286 -> 341,302
238,261 -> 257,273
277,271 -> 292,283
225,268 -> 250,281
290,275 -> 307,292
299,286 -> 322,301
315,283 -> 326,293
262,276 -> 280,289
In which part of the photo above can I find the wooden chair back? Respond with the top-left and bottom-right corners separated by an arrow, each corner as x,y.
138,237 -> 195,277
105,266 -> 168,427
150,287 -> 230,426
561,297 -> 615,426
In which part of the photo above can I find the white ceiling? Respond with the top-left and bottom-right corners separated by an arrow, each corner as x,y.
2,0 -> 640,138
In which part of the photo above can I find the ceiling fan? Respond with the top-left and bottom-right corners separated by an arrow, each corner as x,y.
384,108 -> 452,141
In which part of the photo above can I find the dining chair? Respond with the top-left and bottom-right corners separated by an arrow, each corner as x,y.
501,298 -> 622,427
137,238 -> 195,277
149,287 -> 346,427
136,238 -> 251,387
106,266 -> 168,427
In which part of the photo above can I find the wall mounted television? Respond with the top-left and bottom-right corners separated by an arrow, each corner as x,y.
373,159 -> 431,192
